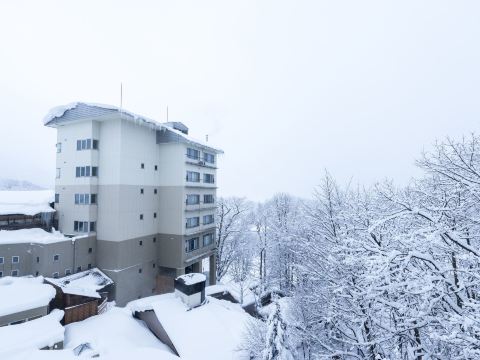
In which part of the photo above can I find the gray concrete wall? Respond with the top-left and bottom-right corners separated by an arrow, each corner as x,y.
0,305 -> 48,326
0,235 -> 96,278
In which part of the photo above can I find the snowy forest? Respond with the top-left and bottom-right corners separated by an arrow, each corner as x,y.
215,134 -> 480,359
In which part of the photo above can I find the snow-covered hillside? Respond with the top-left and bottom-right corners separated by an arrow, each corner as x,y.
0,178 -> 45,191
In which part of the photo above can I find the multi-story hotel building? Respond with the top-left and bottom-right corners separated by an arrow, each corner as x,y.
43,102 -> 223,305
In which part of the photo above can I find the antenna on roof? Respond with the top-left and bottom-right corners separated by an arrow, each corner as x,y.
120,82 -> 123,110
206,134 -> 209,142
166,106 -> 169,122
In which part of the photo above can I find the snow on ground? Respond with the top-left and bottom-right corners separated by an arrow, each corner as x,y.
63,306 -> 174,357
0,228 -> 68,245
0,190 -> 54,216
0,276 -> 56,317
206,281 -> 256,306
0,309 -> 64,357
152,295 -> 251,360
46,268 -> 113,299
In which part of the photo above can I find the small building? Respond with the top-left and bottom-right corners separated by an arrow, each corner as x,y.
0,276 -> 56,326
46,268 -> 113,324
0,190 -> 56,231
0,309 -> 65,357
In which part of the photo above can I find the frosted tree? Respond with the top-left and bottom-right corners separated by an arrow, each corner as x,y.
262,301 -> 294,360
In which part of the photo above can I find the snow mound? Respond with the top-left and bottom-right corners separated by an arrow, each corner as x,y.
0,276 -> 56,317
0,228 -> 68,245
0,309 -> 64,357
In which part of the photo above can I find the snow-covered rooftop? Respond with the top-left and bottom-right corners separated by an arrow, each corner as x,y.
176,273 -> 206,286
46,268 -> 113,299
43,102 -> 223,154
0,276 -> 56,317
0,190 -> 54,216
63,307 -> 175,359
206,281 -> 256,306
129,293 -> 252,360
0,309 -> 64,357
0,228 -> 69,246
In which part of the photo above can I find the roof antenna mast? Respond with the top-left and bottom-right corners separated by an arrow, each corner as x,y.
166,106 -> 169,122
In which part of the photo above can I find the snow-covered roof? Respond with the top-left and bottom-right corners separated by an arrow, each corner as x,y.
206,281 -> 256,306
0,276 -> 56,317
63,307 -> 175,359
176,273 -> 206,286
43,102 -> 223,154
46,268 -> 113,299
0,228 -> 69,246
0,190 -> 54,216
0,309 -> 64,357
130,294 -> 251,360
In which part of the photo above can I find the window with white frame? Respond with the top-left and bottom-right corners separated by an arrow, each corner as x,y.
203,152 -> 215,164
186,171 -> 200,182
0,257 -> 4,264
187,148 -> 200,160
186,194 -> 200,205
203,233 -> 214,246
74,221 -> 89,233
203,214 -> 214,225
186,217 -> 200,228
203,173 -> 215,184
52,272 -> 59,278
12,256 -> 19,264
204,194 -> 214,204
53,254 -> 60,262
185,237 -> 199,252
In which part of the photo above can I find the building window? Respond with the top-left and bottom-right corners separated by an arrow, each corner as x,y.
77,140 -> 81,150
35,271 -> 39,276
138,268 -> 142,274
88,247 -> 93,254
154,212 -> 157,218
76,166 -> 97,177
155,165 -> 158,171
92,140 -> 99,149
154,189 -> 157,194
36,256 -> 39,263
74,221 -> 89,233
77,139 -> 98,150
203,173 -> 215,184
11,270 -> 18,277
65,269 -> 71,275
185,237 -> 199,252
90,222 -> 96,232
91,194 -> 97,204
88,263 -> 92,269
53,254 -> 60,262
77,266 -> 82,272
139,240 -> 143,246
141,163 -> 145,169
186,194 -> 200,205
140,188 -> 144,194
56,143 -> 62,153
12,256 -> 19,264
203,233 -> 214,246
0,257 -> 3,264
153,263 -> 156,268
0,271 -> 2,277
186,217 -> 200,228
204,194 -> 214,204
187,148 -> 200,160
92,167 -> 98,176
186,171 -> 200,182
52,272 -> 59,278
140,214 -> 144,220
56,168 -> 61,179
204,152 -> 215,164
203,214 -> 214,225
153,237 -> 156,243
55,193 -> 60,203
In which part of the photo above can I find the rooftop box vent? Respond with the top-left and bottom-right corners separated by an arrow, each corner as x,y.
164,122 -> 189,135
174,273 -> 206,308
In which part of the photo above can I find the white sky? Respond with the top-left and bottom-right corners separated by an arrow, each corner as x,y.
0,0 -> 479,201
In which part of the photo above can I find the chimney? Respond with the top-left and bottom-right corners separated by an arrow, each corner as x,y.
174,273 -> 206,308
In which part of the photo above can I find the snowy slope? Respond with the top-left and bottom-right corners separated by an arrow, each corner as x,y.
0,179 -> 45,191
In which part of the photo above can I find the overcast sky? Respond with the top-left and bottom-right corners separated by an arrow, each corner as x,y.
1,1 -> 479,201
